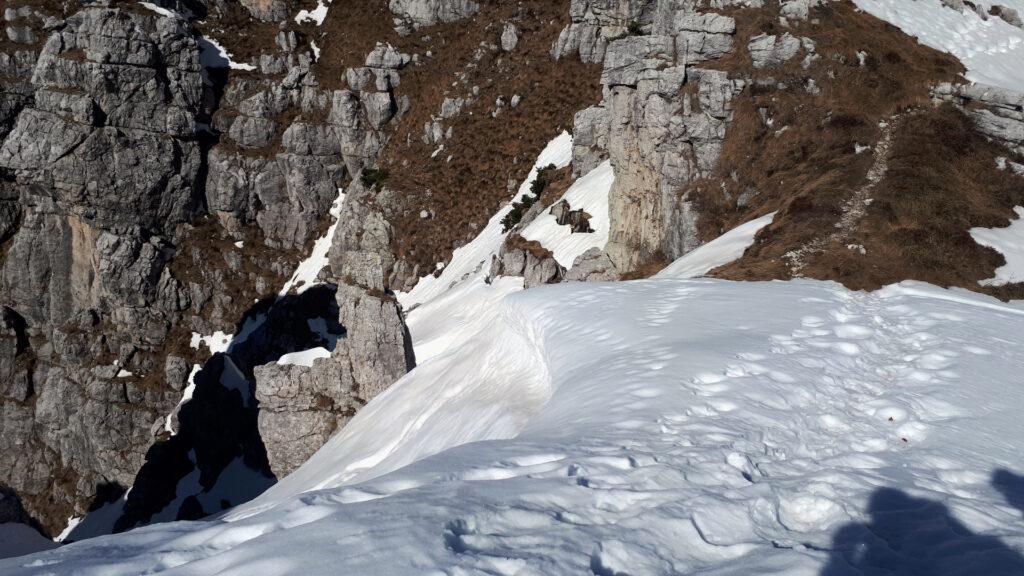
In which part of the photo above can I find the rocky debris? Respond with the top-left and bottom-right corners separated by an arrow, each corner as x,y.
501,22 -> 519,52
675,12 -> 735,64
254,181 -> 415,477
488,242 -> 564,289
563,247 -> 620,282
933,82 -> 1024,155
781,0 -> 824,21
991,5 -> 1023,28
389,0 -> 479,36
748,33 -> 802,68
550,200 -> 594,233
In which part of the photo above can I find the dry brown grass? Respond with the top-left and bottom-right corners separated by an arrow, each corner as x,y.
504,234 -> 553,260
370,0 -> 602,285
667,0 -> 1024,299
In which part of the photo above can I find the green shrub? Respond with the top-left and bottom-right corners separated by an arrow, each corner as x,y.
360,168 -> 389,190
502,165 -> 557,232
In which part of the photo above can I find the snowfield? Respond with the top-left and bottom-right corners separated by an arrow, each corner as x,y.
5,277 -> 1024,574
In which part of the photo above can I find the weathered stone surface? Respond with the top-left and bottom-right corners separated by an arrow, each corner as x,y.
255,182 -> 415,476
239,0 -> 293,21
933,82 -> 1024,155
389,0 -> 479,35
601,35 -> 675,86
675,12 -> 735,64
501,23 -> 520,51
748,33 -> 802,68
563,247 -> 620,282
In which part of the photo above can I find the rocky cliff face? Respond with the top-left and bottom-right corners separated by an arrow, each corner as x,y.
0,0 -> 423,535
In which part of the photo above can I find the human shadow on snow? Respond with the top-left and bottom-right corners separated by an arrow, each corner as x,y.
821,475 -> 1024,576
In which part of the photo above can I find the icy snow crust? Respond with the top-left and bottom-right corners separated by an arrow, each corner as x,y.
7,278 -> 1024,574
853,0 -> 1024,92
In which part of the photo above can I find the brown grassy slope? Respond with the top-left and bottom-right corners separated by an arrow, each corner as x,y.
375,1 -> 603,283
670,1 -> 1024,298
797,106 -> 1024,299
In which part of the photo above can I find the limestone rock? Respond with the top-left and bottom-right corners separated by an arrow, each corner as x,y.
601,35 -> 675,86
748,33 -> 802,68
564,248 -> 620,282
675,12 -> 735,64
501,23 -> 520,52
389,0 -> 479,35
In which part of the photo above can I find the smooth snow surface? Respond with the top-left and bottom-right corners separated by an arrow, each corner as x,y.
971,206 -> 1024,285
8,278 -> 1024,575
853,0 -> 1024,91
657,211 -> 776,279
276,347 -> 331,366
520,160 -> 615,268
399,131 -> 573,309
0,524 -> 58,560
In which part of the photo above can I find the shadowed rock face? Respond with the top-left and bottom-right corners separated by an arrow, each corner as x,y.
0,0 -> 427,534
0,5 -> 210,534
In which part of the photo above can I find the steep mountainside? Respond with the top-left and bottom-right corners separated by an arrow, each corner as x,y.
0,0 -> 1023,569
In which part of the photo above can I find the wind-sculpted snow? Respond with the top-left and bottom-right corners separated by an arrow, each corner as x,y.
6,278 -> 1024,574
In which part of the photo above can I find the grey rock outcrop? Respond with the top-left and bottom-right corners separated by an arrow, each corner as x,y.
563,248 -> 620,282
571,105 -> 611,176
501,23 -> 520,52
676,12 -> 735,64
389,0 -> 479,35
557,3 -> 745,271
933,82 -> 1024,155
0,6 -> 207,531
748,33 -> 802,68
254,181 -> 415,476
239,0 -> 293,22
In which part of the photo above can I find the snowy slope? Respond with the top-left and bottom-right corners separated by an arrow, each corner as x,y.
399,131 -> 573,309
520,160 -> 615,269
6,278 -> 1024,575
852,0 -> 1024,92
657,211 -> 776,279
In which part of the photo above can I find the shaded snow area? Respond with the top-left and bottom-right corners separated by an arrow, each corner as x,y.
0,524 -> 58,560
657,212 -> 776,279
521,160 -> 615,268
971,206 -> 1024,286
853,0 -> 1024,91
399,131 -> 573,309
7,278 -> 1024,574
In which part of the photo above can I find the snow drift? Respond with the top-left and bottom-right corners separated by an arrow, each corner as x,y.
6,277 -> 1024,575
